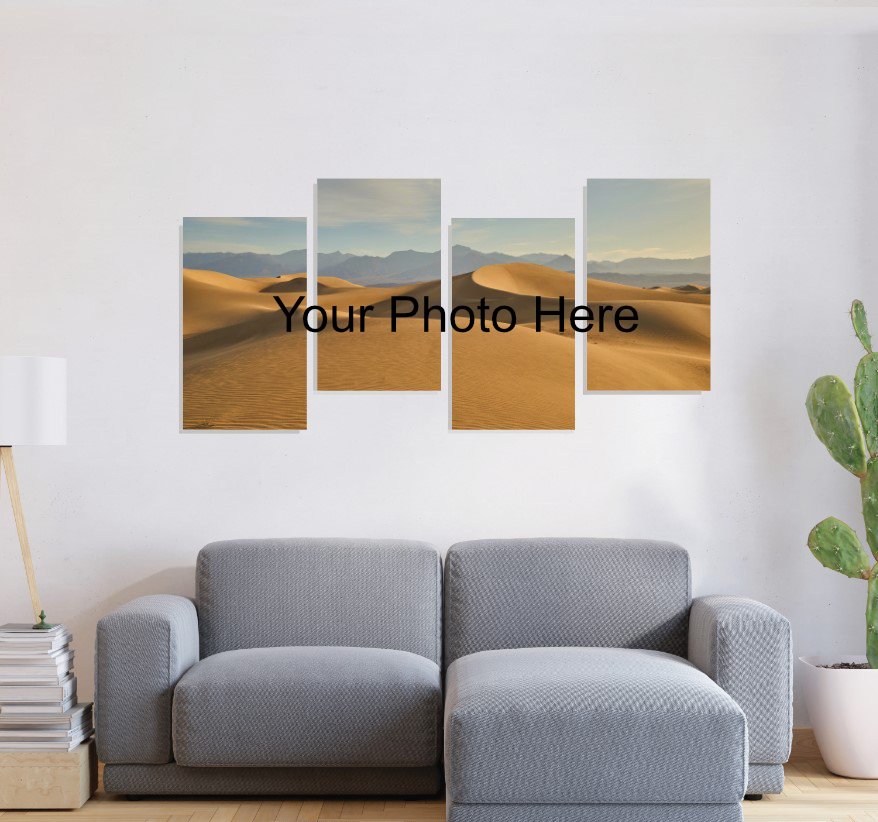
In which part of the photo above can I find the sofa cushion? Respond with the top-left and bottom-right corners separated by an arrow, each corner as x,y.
444,647 -> 747,804
173,646 -> 441,767
196,539 -> 442,663
444,539 -> 691,665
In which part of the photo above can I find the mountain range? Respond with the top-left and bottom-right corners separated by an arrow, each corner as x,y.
451,247 -> 575,276
586,256 -> 710,288
183,249 -> 309,278
182,246 -> 576,285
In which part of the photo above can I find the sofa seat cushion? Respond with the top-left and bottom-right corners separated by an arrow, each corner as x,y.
444,647 -> 747,805
173,646 -> 441,767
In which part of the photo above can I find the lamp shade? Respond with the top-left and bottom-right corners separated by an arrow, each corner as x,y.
0,356 -> 67,446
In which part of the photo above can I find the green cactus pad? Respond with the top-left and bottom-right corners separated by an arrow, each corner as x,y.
855,353 -> 878,457
808,517 -> 872,579
862,458 -> 878,560
853,300 -> 873,353
868,573 -> 878,668
806,375 -> 869,476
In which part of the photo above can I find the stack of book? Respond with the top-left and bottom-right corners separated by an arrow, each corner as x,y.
0,623 -> 93,751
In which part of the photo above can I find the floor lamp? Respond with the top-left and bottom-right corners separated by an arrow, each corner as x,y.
0,356 -> 67,630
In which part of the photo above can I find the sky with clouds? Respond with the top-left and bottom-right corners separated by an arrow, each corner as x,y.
317,179 -> 440,256
182,218 -> 306,254
586,179 -> 710,262
452,218 -> 574,257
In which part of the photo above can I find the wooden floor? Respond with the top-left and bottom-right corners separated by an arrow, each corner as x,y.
2,752 -> 878,821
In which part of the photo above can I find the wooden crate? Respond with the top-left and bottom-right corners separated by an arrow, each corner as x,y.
0,739 -> 96,809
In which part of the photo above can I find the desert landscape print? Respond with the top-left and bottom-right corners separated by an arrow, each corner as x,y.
182,217 -> 307,429
316,179 -> 441,390
586,179 -> 710,391
452,218 -> 575,430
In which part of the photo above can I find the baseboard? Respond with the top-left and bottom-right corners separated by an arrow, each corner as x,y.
791,727 -> 819,759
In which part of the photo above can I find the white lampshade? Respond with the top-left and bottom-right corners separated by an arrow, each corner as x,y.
0,356 -> 67,446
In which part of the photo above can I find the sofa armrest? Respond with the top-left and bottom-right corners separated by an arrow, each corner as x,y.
688,596 -> 792,764
95,595 -> 199,764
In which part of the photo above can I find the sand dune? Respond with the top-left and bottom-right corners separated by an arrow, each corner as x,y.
453,325 -> 573,429
183,269 -> 298,340
588,278 -> 709,305
454,267 -> 570,335
317,276 -> 364,293
452,263 -> 574,429
183,261 -> 708,423
183,268 -> 306,429
318,263 -> 574,398
184,331 -> 307,429
319,277 -> 441,318
587,341 -> 708,391
257,275 -> 308,293
586,277 -> 710,391
317,277 -> 440,390
472,262 -> 575,298
318,317 -> 441,391
605,299 -> 709,352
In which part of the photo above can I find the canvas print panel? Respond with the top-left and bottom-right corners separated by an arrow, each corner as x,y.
451,218 -> 575,430
316,178 -> 441,391
586,179 -> 710,391
182,218 -> 307,429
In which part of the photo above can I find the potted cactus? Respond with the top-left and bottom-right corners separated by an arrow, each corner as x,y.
801,299 -> 878,777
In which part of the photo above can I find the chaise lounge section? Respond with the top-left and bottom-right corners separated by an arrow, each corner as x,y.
443,538 -> 792,822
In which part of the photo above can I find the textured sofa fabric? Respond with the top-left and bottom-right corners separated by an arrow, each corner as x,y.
443,538 -> 792,818
173,646 -> 441,767
197,538 -> 442,663
96,536 -> 791,808
747,764 -> 785,795
445,803 -> 743,822
96,538 -> 444,796
444,538 -> 691,665
103,763 -> 441,796
444,647 -> 747,805
689,595 -> 793,775
95,595 -> 199,764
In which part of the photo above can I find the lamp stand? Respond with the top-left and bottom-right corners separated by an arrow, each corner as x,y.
0,446 -> 51,629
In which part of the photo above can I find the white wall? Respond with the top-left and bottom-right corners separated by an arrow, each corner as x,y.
1,0 -> 876,724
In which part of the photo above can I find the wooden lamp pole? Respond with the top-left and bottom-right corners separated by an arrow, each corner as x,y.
0,446 -> 46,626
0,356 -> 66,631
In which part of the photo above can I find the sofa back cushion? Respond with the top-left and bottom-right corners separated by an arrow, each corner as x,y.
444,538 -> 690,666
197,538 -> 442,664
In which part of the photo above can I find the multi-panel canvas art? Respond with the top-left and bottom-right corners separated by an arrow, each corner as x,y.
451,219 -> 576,430
182,218 -> 307,429
586,179 -> 711,391
179,181 -> 709,431
316,179 -> 441,390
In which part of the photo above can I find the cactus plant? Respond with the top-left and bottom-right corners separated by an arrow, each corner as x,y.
807,301 -> 878,667
807,517 -> 872,579
806,376 -> 868,475
853,300 -> 873,353
855,353 -> 878,456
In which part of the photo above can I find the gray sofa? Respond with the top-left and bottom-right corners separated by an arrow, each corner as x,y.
95,538 -> 443,795
443,538 -> 792,822
95,536 -> 791,821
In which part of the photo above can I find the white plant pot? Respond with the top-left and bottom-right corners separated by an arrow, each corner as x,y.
800,655 -> 878,778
